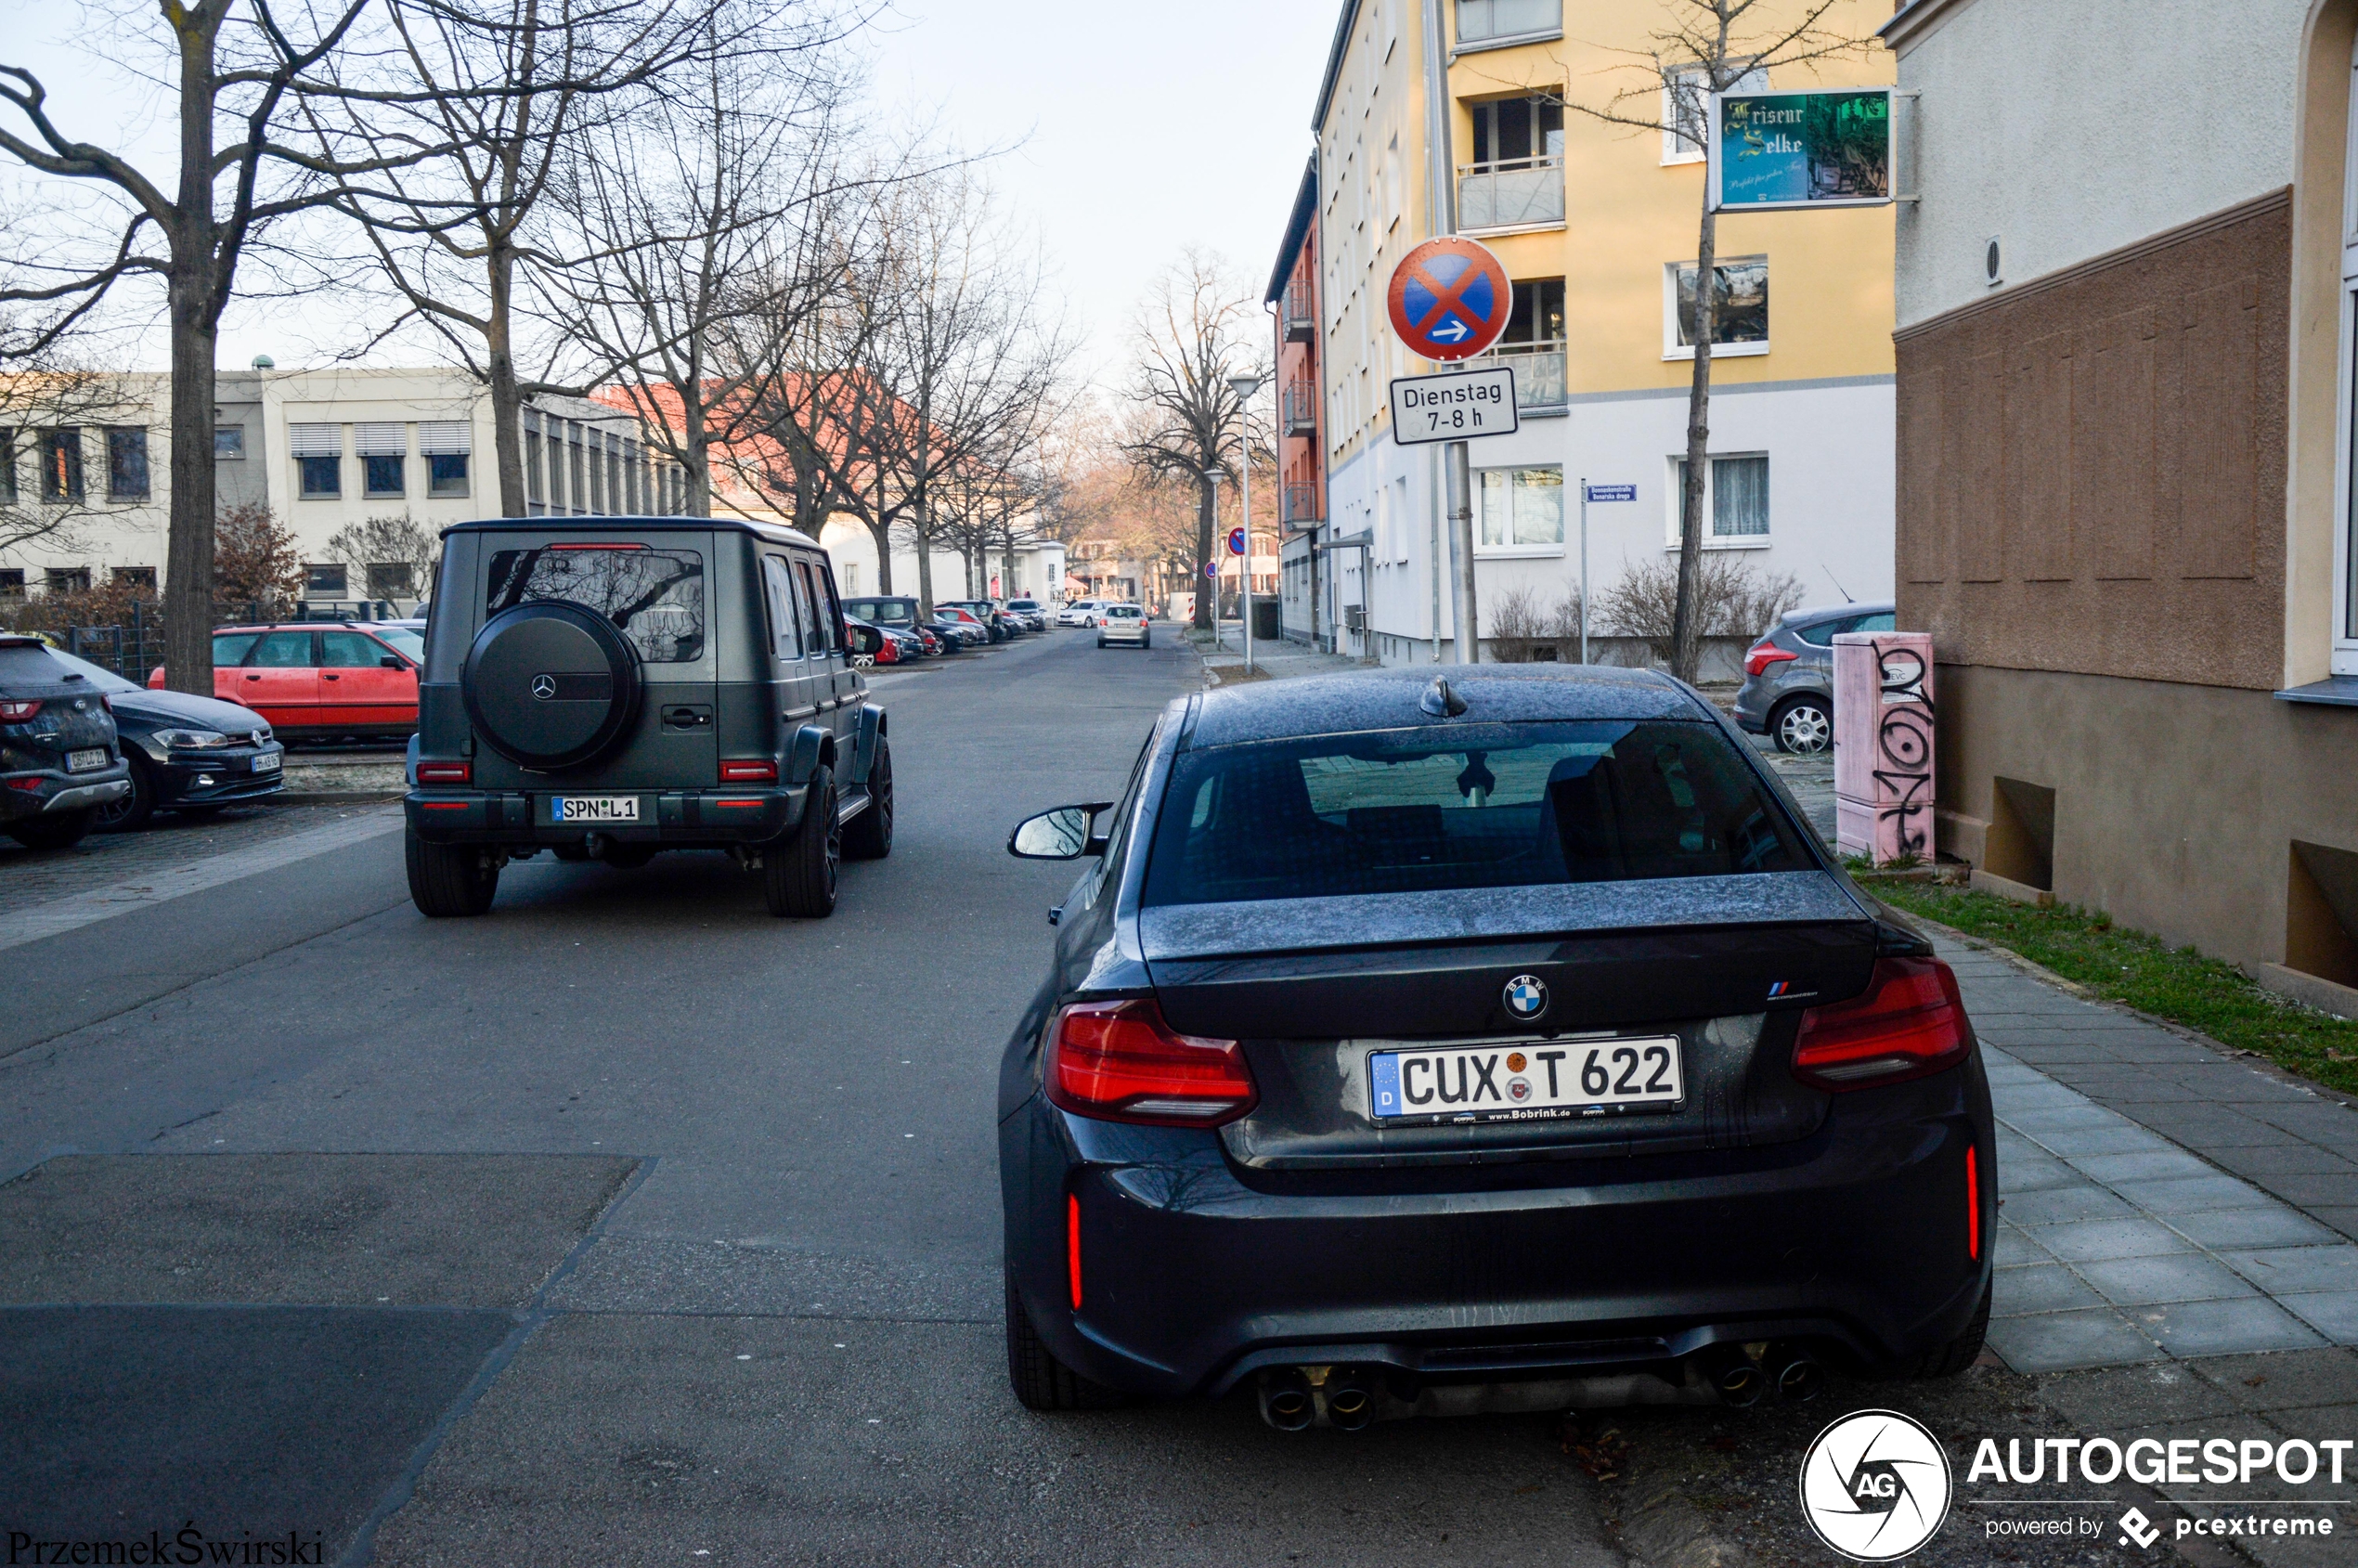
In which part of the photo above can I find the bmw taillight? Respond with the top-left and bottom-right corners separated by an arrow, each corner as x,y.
1792,956 -> 1970,1090
1744,643 -> 1799,678
0,698 -> 40,721
416,760 -> 471,784
719,759 -> 778,783
1044,998 -> 1256,1126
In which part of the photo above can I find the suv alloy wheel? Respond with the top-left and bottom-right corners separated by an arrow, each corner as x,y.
764,765 -> 839,917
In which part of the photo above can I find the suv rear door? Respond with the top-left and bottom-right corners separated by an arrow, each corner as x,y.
761,552 -> 823,734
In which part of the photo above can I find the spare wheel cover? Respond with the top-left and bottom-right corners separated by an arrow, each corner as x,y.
463,602 -> 642,770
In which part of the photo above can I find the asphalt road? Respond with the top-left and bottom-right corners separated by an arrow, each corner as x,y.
0,628 -> 1626,1568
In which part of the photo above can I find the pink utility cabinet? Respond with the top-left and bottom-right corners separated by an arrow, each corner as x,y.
1832,630 -> 1934,866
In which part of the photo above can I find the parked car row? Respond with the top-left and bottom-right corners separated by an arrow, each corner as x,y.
840,595 -> 1056,667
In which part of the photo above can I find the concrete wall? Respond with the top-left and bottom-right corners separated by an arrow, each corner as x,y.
1934,663 -> 2358,973
1889,0 -> 2309,330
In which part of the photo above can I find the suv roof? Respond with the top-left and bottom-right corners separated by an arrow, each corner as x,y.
440,514 -> 824,551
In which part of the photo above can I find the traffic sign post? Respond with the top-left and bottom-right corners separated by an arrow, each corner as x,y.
1385,235 -> 1514,667
1388,366 -> 1518,445
1578,480 -> 1637,667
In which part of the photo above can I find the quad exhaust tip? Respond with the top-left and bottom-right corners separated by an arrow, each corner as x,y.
1257,1366 -> 1379,1432
1705,1343 -> 1822,1406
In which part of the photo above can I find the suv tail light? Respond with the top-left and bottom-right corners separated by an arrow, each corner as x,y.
719,759 -> 778,783
0,699 -> 41,721
1793,956 -> 1970,1090
1744,643 -> 1798,678
1044,998 -> 1256,1126
416,760 -> 471,784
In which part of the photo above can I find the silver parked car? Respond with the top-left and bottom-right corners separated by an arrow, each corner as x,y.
1731,602 -> 1896,755
1095,603 -> 1150,649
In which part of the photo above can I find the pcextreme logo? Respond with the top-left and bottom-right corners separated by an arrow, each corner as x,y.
1799,1409 -> 1954,1561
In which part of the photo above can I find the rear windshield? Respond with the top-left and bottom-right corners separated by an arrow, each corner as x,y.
0,643 -> 64,686
846,598 -> 918,628
486,546 -> 706,664
1141,720 -> 1810,907
1108,606 -> 1142,618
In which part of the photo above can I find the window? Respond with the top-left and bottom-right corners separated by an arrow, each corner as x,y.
486,546 -> 706,664
1664,65 -> 1768,164
45,566 -> 91,595
214,426 -> 245,460
212,632 -> 261,666
525,425 -> 545,512
1478,466 -> 1564,551
368,563 -> 414,600
250,630 -> 314,667
320,629 -> 391,668
104,429 -> 149,499
356,423 -> 406,498
1456,0 -> 1560,45
40,429 -> 83,501
798,561 -> 839,653
305,563 -> 348,597
1665,256 -> 1769,357
762,555 -> 807,657
1671,453 -> 1771,541
1469,96 -> 1562,166
291,421 -> 341,498
0,429 -> 15,503
300,457 -> 341,497
0,569 -> 23,600
1502,279 -> 1564,346
112,565 -> 156,590
1141,719 -> 1808,907
420,421 -> 471,498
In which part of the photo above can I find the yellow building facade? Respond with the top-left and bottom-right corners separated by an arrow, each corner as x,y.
1305,0 -> 1898,667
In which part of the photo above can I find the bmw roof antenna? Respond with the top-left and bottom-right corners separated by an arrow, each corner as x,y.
1419,676 -> 1468,718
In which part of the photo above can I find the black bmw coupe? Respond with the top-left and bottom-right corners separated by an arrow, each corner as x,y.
999,666 -> 1992,1428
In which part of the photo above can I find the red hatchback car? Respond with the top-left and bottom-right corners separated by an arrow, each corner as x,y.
150,623 -> 423,739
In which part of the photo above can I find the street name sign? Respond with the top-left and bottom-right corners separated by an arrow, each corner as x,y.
1389,367 -> 1519,446
1385,237 -> 1513,361
1584,483 -> 1637,502
1709,88 -> 1892,213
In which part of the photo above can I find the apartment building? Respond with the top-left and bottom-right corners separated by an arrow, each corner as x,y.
1,365 -> 669,611
1306,0 -> 1897,664
1268,160 -> 1346,650
1884,0 -> 2358,1000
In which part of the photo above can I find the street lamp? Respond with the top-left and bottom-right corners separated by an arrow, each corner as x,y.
1225,372 -> 1265,675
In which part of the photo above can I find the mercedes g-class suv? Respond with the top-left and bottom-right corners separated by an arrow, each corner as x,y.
402,518 -> 893,918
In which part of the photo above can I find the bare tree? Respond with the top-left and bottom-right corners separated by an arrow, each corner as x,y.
0,352 -> 141,561
0,0 -> 434,692
1601,551 -> 1801,669
327,512 -> 440,600
1120,253 -> 1267,633
1522,0 -> 1870,680
315,0 -> 846,517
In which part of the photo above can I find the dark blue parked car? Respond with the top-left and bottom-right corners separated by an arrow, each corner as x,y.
998,666 -> 1992,1428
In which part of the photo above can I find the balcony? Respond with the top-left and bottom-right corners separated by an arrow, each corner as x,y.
1283,281 -> 1315,342
1471,338 -> 1567,408
1457,0 -> 1561,46
1458,156 -> 1563,232
1282,379 -> 1317,436
1283,482 -> 1322,526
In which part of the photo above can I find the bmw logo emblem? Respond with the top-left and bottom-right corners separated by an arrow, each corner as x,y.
1503,974 -> 1548,1020
530,674 -> 558,700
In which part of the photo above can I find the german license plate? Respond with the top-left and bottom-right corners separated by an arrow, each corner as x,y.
1367,1037 -> 1684,1124
251,751 -> 280,771
552,796 -> 640,823
66,747 -> 108,772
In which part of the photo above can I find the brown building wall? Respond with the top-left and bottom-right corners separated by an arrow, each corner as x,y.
1931,665 -> 2358,974
1895,190 -> 2292,693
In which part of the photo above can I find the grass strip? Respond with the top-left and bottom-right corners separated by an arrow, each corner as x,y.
1872,882 -> 2358,1099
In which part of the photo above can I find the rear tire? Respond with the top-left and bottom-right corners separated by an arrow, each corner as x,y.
94,757 -> 158,833
406,828 -> 499,916
764,765 -> 838,917
1004,1267 -> 1125,1411
6,808 -> 96,850
1772,694 -> 1833,756
843,738 -> 893,861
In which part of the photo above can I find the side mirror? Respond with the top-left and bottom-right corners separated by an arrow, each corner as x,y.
846,624 -> 882,654
1007,801 -> 1116,860
380,655 -> 405,669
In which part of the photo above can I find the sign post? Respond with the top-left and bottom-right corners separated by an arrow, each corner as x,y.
1386,236 -> 1513,665
1578,483 -> 1637,666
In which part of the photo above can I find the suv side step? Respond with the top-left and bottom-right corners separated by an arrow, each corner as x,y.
836,786 -> 871,825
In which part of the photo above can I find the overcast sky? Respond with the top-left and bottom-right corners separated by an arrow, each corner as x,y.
7,0 -> 1342,393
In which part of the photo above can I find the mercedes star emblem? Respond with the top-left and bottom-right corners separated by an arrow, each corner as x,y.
530,675 -> 558,700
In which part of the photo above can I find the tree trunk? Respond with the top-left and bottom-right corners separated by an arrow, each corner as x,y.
486,246 -> 526,517
162,15 -> 222,697
864,517 -> 893,594
913,500 -> 935,618
1670,197 -> 1717,685
1192,474 -> 1215,631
